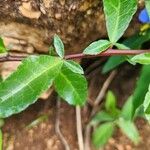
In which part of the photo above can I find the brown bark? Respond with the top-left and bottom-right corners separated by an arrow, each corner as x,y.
0,0 -> 143,54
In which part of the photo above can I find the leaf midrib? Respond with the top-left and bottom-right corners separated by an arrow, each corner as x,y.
0,60 -> 62,101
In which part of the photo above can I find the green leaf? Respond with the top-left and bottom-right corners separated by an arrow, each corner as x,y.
143,85 -> 150,116
145,0 -> 150,18
132,65 -> 150,115
131,53 -> 150,65
103,0 -> 137,43
102,56 -> 125,74
102,29 -> 150,74
105,91 -> 120,117
54,65 -> 87,106
54,34 -> 64,58
64,60 -> 84,74
92,122 -> 114,147
83,40 -> 111,55
0,55 -> 63,118
90,111 -> 115,125
115,43 -> 130,49
117,118 -> 140,144
105,91 -> 116,112
0,130 -> 2,150
0,38 -> 7,53
121,96 -> 133,120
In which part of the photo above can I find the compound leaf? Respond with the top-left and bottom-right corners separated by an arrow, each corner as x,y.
54,65 -> 87,106
0,55 -> 63,118
103,0 -> 137,43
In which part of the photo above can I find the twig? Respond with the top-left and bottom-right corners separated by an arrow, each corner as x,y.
0,49 -> 149,62
94,70 -> 117,106
84,124 -> 92,150
76,106 -> 84,150
64,49 -> 150,60
55,97 -> 70,150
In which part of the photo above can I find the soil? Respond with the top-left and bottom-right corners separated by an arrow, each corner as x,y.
2,61 -> 150,150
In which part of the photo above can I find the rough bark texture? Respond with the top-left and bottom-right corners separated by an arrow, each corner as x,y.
0,0 -> 143,54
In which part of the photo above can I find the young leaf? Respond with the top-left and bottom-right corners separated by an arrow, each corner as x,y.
83,40 -> 111,55
53,34 -> 64,58
0,38 -> 7,53
145,0 -> 150,18
132,65 -> 150,115
105,91 -> 116,112
121,96 -> 133,120
90,111 -> 114,125
54,65 -> 87,106
92,122 -> 114,147
0,130 -> 2,150
117,118 -> 140,144
131,53 -> 150,65
0,55 -> 63,118
64,60 -> 84,74
103,0 -> 137,43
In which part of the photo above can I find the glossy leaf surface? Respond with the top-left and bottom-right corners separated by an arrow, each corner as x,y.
0,55 -> 63,118
103,0 -> 137,43
54,65 -> 87,106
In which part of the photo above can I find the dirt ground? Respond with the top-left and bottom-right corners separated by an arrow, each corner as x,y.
2,60 -> 150,150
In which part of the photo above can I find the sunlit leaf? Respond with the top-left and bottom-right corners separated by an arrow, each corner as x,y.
64,60 -> 84,74
131,53 -> 150,65
0,55 -> 63,118
83,40 -> 111,55
103,0 -> 137,43
54,34 -> 64,58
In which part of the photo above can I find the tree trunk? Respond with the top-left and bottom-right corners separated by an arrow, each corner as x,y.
0,0 -> 142,54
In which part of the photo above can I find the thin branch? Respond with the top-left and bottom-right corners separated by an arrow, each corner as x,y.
76,106 -> 84,150
64,49 -> 150,60
55,97 -> 70,150
0,49 -> 149,62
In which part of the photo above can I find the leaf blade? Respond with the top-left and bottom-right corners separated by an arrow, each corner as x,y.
0,55 -> 63,118
83,40 -> 111,55
103,0 -> 137,43
117,118 -> 140,144
92,122 -> 114,147
64,60 -> 84,74
54,65 -> 87,106
54,34 -> 64,58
